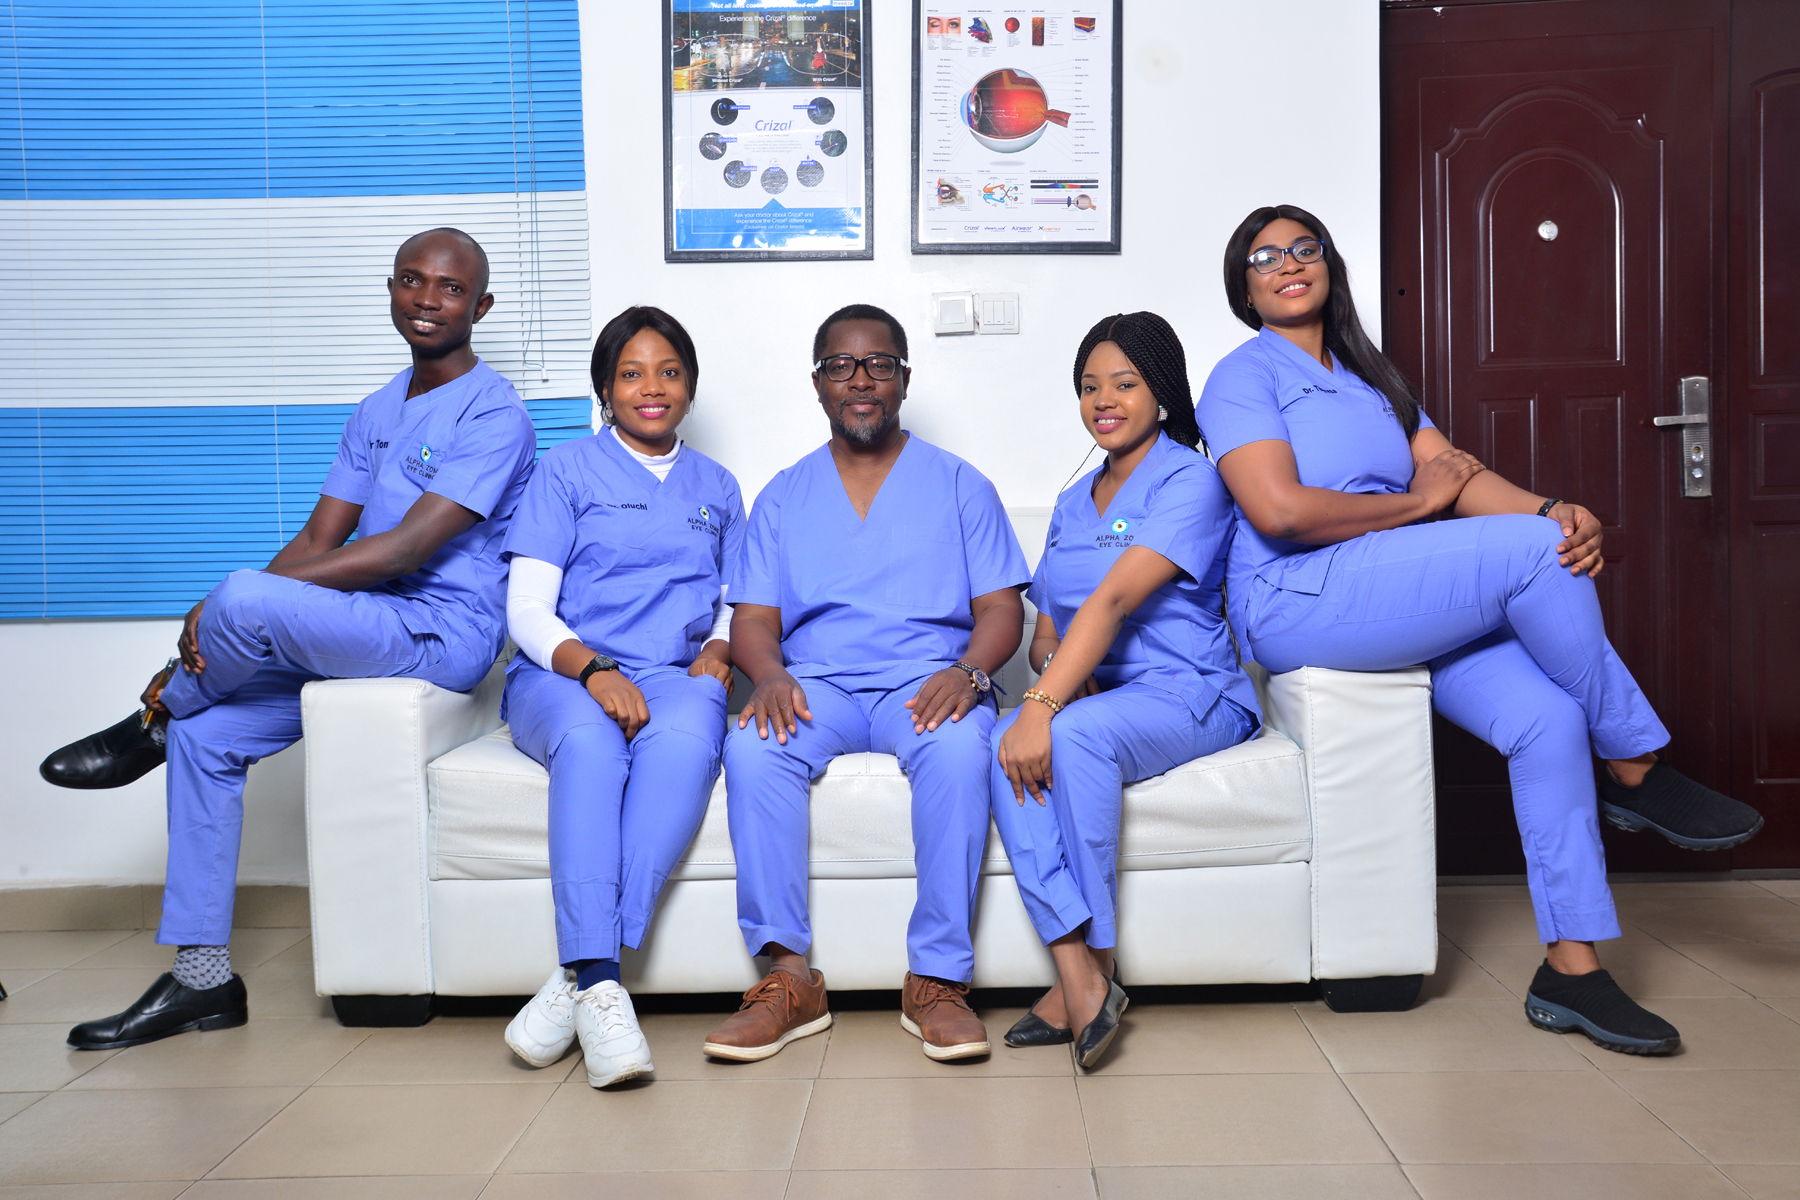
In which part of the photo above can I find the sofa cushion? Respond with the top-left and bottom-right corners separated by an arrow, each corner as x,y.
428,725 -> 1311,883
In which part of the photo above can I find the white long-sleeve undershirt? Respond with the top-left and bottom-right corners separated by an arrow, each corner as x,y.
505,429 -> 731,671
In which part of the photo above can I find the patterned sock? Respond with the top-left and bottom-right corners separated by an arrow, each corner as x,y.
570,959 -> 621,991
172,944 -> 232,990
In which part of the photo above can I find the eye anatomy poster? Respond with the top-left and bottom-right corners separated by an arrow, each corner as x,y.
912,1 -> 1121,254
664,0 -> 872,261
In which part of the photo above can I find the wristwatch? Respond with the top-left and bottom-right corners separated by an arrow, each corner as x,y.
578,653 -> 619,686
952,661 -> 992,695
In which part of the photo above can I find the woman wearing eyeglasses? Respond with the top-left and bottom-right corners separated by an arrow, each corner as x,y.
498,306 -> 745,1087
990,312 -> 1261,1070
1196,205 -> 1762,1057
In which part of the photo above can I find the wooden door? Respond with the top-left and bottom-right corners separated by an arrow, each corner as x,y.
1384,0 -> 1749,874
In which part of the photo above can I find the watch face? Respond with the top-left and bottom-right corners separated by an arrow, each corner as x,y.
973,669 -> 992,691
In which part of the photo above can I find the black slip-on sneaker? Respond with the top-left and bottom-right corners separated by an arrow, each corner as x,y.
1524,961 -> 1679,1056
1599,760 -> 1764,851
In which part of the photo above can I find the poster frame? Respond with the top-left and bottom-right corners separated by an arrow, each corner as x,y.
662,0 -> 876,263
909,0 -> 1123,255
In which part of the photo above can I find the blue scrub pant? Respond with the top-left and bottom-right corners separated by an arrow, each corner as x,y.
154,570 -> 493,947
503,661 -> 726,964
990,686 -> 1257,950
723,673 -> 997,983
1244,514 -> 1670,944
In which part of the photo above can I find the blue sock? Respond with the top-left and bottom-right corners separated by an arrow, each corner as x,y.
567,958 -> 621,991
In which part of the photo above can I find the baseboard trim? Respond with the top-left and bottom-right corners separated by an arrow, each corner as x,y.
0,884 -> 309,931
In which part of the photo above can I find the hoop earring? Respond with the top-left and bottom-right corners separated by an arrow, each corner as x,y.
599,399 -> 615,427
1157,406 -> 1168,422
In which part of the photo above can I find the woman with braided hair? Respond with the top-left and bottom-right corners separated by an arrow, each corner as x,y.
990,312 -> 1261,1069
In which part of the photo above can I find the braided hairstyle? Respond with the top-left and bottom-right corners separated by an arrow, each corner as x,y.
1072,312 -> 1203,452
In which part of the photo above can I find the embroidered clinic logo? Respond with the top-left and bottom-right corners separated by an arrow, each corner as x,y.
688,502 -> 719,536
698,505 -> 711,520
418,444 -> 434,462
1111,518 -> 1130,534
404,442 -> 440,482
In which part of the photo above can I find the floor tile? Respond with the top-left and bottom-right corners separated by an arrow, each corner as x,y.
1342,1070 -> 1702,1163
818,1009 -> 1069,1078
1621,897 -> 1800,944
1671,942 -> 1800,997
1559,998 -> 1800,1071
1096,1164 -> 1416,1199
183,1177 -> 487,1199
210,1083 -> 554,1178
66,1018 -> 368,1090
789,1168 -> 1098,1200
1611,881 -> 1776,902
70,929 -> 308,972
636,1011 -> 827,1080
0,931 -> 135,970
1418,938 -> 1515,1001
1404,1163 -> 1744,1199
0,969 -> 166,1025
1613,1070 -> 1800,1163
1079,1073 -> 1390,1166
481,1173 -> 790,1200
500,1078 -> 811,1173
261,937 -> 312,968
0,1093 -> 44,1125
1465,940 -> 1750,1000
0,1086 -> 298,1183
0,887 -> 144,934
0,1024 -> 118,1091
794,1077 -> 1088,1170
1719,1163 -> 1800,1200
1437,896 -> 1649,947
0,1185 -> 188,1199
1298,999 -> 1594,1073
316,1017 -> 575,1086
0,972 -> 52,997
234,964 -> 331,1021
1083,1004 -> 1331,1075
1752,880 -> 1800,901
1763,995 -> 1800,1023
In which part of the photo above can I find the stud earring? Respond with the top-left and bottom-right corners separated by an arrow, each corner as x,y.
599,399 -> 615,426
1157,406 -> 1168,422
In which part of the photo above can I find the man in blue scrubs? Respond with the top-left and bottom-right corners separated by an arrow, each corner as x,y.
702,305 -> 1029,1064
43,228 -> 538,1049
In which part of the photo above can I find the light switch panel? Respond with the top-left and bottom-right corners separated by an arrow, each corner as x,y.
977,292 -> 1020,335
931,291 -> 976,335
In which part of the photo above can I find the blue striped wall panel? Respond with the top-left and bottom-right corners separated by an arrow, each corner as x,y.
0,398 -> 592,619
0,1 -> 584,199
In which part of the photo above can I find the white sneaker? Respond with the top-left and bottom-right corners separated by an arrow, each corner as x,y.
574,979 -> 654,1088
505,968 -> 578,1067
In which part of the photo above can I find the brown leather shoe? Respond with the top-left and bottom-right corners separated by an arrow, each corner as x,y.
702,967 -> 832,1062
901,972 -> 990,1061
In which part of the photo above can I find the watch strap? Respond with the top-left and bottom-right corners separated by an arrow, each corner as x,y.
1536,497 -> 1562,518
578,654 -> 617,686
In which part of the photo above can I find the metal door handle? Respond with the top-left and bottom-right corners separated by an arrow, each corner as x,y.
1656,376 -> 1711,497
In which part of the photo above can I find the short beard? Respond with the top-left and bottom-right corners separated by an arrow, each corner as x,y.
829,406 -> 898,449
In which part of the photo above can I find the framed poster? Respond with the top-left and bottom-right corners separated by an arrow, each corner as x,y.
664,0 -> 874,261
911,1 -> 1122,254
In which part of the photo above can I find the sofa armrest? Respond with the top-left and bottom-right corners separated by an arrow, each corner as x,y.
302,663 -> 506,996
1252,665 -> 1438,981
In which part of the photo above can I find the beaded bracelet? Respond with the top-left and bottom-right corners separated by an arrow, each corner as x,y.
1023,688 -> 1064,715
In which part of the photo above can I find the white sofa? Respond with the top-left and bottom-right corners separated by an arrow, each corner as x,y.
303,511 -> 1439,1025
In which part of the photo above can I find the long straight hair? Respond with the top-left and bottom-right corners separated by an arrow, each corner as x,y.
1222,205 -> 1421,438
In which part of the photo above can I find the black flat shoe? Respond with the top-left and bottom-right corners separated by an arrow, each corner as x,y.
1073,977 -> 1129,1071
1004,1011 -> 1073,1048
40,710 -> 167,790
67,972 -> 247,1050
1599,760 -> 1764,851
1524,961 -> 1679,1056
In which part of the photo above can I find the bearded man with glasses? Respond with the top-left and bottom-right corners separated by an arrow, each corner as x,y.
702,303 -> 1030,1064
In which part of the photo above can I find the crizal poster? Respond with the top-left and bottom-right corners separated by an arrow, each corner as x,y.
665,0 -> 872,261
912,1 -> 1121,253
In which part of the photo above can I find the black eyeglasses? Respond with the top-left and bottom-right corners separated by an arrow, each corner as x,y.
1246,237 -> 1326,274
814,353 -> 907,382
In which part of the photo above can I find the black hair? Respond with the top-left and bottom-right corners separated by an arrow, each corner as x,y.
812,302 -> 909,363
1072,312 -> 1203,452
590,306 -> 700,411
396,227 -> 490,296
1222,204 -> 1421,438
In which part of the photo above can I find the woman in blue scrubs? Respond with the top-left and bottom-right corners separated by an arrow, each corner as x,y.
992,312 -> 1261,1069
1198,205 -> 1763,1056
499,307 -> 745,1087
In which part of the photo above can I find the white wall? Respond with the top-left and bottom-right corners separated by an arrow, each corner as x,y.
1,0 -> 1380,886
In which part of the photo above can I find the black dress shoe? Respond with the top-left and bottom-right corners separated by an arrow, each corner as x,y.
1004,1011 -> 1074,1048
1598,760 -> 1764,851
67,972 -> 247,1050
1074,977 -> 1129,1071
40,710 -> 167,790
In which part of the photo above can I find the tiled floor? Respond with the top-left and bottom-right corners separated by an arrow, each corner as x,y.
1,880 -> 1797,1198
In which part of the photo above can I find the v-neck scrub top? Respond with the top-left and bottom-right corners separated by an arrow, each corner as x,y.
1032,432 -> 1260,726
1197,327 -> 1436,635
735,434 -> 1030,690
501,428 -> 746,673
319,359 -> 538,652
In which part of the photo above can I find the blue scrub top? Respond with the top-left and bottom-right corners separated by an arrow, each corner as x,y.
1032,432 -> 1261,726
320,359 -> 537,653
737,434 -> 1031,690
501,430 -> 746,673
1196,327 -> 1435,634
